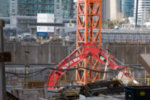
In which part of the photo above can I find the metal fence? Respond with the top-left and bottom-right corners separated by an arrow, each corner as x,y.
101,30 -> 150,43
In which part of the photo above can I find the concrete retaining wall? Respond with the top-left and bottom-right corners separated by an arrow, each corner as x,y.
4,41 -> 68,65
103,43 -> 150,64
4,41 -> 150,65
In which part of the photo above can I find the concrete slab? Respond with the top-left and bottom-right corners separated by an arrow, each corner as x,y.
139,54 -> 150,74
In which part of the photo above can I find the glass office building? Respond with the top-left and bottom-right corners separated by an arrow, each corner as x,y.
17,0 -> 54,16
17,0 -> 74,19
120,0 -> 134,17
134,0 -> 150,25
61,0 -> 74,19
0,0 -> 9,17
1,0 -> 75,33
55,0 -> 74,20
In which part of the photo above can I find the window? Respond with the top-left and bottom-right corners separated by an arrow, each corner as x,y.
56,10 -> 60,15
56,5 -> 59,9
12,3 -> 16,7
12,9 -> 15,13
57,0 -> 59,3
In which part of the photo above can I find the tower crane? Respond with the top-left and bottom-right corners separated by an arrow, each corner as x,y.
47,0 -> 138,89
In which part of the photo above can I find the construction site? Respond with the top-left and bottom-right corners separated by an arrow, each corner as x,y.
1,0 -> 150,100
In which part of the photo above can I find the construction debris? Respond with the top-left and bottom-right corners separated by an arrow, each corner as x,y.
7,91 -> 20,100
50,87 -> 79,100
139,54 -> 150,74
80,80 -> 124,97
28,81 -> 45,88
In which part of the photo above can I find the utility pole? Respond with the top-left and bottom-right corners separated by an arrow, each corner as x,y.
0,19 -> 6,100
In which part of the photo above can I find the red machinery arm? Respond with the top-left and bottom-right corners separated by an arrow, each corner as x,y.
47,43 -> 130,89
47,48 -> 88,89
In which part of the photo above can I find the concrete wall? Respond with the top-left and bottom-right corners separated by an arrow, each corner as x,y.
4,41 -> 68,65
4,41 -> 150,65
103,43 -> 150,64
5,42 -> 150,87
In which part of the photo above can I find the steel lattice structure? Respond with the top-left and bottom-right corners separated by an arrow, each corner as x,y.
76,0 -> 102,85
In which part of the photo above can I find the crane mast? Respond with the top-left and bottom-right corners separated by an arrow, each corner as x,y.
76,0 -> 102,85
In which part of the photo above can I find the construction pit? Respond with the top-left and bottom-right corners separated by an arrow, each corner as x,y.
3,0 -> 150,99
5,40 -> 150,100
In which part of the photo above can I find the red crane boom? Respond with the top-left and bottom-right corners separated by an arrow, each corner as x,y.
47,43 -> 130,89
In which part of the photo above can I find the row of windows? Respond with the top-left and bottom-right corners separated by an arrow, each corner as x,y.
18,10 -> 54,16
18,3 -> 54,16
18,19 -> 36,24
18,0 -> 54,4
18,6 -> 54,10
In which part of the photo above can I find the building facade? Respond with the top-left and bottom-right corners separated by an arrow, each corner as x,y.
134,0 -> 150,26
7,0 -> 55,33
0,0 -> 9,17
17,0 -> 54,16
0,0 -> 75,35
102,0 -> 120,21
120,0 -> 134,18
55,0 -> 75,22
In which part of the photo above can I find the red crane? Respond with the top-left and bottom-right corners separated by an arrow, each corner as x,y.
47,0 -> 137,89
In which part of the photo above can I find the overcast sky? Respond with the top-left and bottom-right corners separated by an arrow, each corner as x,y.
74,0 -> 77,2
